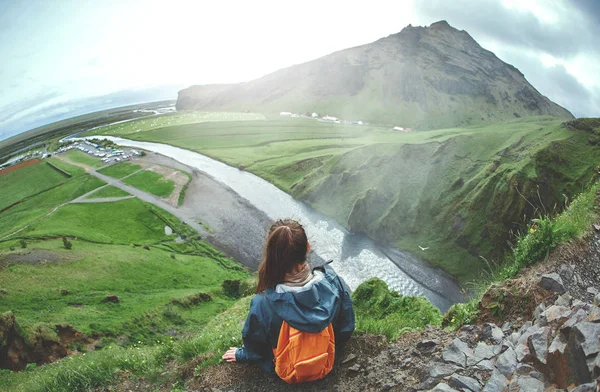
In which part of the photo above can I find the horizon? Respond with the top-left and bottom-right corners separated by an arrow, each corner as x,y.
1,0 -> 599,142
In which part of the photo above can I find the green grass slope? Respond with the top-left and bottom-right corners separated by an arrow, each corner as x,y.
85,185 -> 130,199
97,162 -> 142,178
0,162 -> 69,210
88,115 -> 600,281
122,170 -> 175,198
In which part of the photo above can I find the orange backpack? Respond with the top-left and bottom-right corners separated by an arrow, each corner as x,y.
272,320 -> 335,384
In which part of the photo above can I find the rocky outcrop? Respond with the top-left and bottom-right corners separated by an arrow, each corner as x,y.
177,21 -> 572,130
414,287 -> 600,391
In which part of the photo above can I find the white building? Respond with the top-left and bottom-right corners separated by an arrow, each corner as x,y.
322,115 -> 338,122
311,112 -> 319,118
280,112 -> 292,117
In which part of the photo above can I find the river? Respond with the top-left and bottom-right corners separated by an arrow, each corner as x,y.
81,136 -> 464,312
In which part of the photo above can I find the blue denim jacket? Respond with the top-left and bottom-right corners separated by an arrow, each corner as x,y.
235,267 -> 355,373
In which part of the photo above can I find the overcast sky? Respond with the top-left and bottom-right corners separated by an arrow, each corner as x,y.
1,0 -> 599,141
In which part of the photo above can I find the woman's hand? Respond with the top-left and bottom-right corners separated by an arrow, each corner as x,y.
222,347 -> 238,362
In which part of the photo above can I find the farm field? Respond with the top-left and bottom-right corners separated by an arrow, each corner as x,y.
122,170 -> 175,198
97,161 -> 141,178
85,185 -> 130,199
61,149 -> 104,168
0,161 -> 70,210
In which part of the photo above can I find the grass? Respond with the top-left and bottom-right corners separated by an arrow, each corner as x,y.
87,114 -> 600,281
0,162 -> 69,210
123,170 -> 175,198
60,149 -> 104,169
0,174 -> 105,239
177,170 -> 192,206
47,158 -> 86,177
352,278 -> 442,340
97,162 -> 142,179
23,198 -> 172,245
85,185 -> 130,199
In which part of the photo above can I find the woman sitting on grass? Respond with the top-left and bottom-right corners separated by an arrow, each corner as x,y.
222,219 -> 355,384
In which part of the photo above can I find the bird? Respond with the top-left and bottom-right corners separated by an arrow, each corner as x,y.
418,246 -> 429,251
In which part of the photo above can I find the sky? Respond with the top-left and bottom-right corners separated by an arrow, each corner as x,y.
1,0 -> 599,141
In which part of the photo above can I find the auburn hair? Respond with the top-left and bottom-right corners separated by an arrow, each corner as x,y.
256,219 -> 308,293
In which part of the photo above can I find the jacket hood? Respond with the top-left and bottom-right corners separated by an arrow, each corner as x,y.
264,269 -> 341,333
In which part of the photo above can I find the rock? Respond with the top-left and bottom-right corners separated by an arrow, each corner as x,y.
555,293 -> 572,307
544,305 -> 572,325
517,321 -> 533,335
342,353 -> 357,364
476,359 -> 496,371
508,375 -> 544,392
429,383 -> 459,392
474,342 -> 503,361
561,309 -> 589,333
586,287 -> 599,295
539,273 -> 566,294
429,362 -> 461,379
482,369 -> 508,392
589,354 -> 600,378
482,323 -> 505,344
448,374 -> 482,392
514,363 -> 536,375
533,303 -> 546,325
501,322 -> 513,335
593,224 -> 600,231
495,346 -> 517,377
548,334 -> 567,356
588,306 -> 600,323
559,264 -> 574,281
417,339 -> 440,354
527,326 -> 551,364
401,357 -> 412,368
348,363 -> 361,372
570,382 -> 597,392
572,322 -> 600,357
594,293 -> 600,307
515,325 -> 537,362
443,338 -> 474,367
103,294 -> 120,303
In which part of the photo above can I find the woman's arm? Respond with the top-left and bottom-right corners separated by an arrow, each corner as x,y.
233,296 -> 272,363
333,273 -> 356,343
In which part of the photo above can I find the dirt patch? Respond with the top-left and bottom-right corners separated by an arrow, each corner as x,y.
0,249 -> 79,269
477,278 -> 553,326
0,158 -> 40,176
147,164 -> 190,206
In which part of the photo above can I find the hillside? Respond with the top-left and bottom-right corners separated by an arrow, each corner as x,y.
177,21 -> 573,130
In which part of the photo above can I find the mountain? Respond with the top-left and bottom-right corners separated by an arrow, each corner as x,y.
176,21 -> 573,129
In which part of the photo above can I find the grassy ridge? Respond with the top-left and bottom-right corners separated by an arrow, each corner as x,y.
0,162 -> 69,210
61,150 -> 103,169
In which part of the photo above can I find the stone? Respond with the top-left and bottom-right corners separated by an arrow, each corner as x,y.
544,305 -> 572,325
495,346 -> 518,378
501,322 -> 513,335
428,362 -> 460,382
417,339 -> 440,354
587,287 -> 599,295
342,353 -> 357,363
517,321 -> 533,335
539,273 -> 566,293
570,383 -> 597,392
561,309 -> 589,333
548,334 -> 567,356
572,322 -> 600,357
533,303 -> 547,325
476,359 -> 496,371
482,370 -> 508,392
555,293 -> 572,307
508,375 -> 544,392
594,293 -> 600,307
448,374 -> 482,392
483,323 -> 505,344
475,342 -> 503,361
443,338 -> 474,368
559,263 -> 574,281
429,383 -> 459,392
348,363 -> 361,372
515,325 -> 537,362
514,363 -> 536,375
588,306 -> 600,323
527,326 -> 551,364
508,332 -> 521,346
589,354 -> 600,378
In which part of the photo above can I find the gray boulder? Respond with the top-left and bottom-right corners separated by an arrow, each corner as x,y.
443,338 -> 474,367
508,375 -> 544,392
572,322 -> 600,357
539,273 -> 566,293
570,382 -> 597,392
448,374 -> 482,392
555,293 -> 573,307
482,370 -> 508,392
482,323 -> 505,344
495,346 -> 518,377
429,383 -> 459,392
588,306 -> 600,323
594,293 -> 600,307
527,326 -> 551,364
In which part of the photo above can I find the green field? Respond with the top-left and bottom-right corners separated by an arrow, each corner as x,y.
85,185 -> 130,199
61,149 -> 104,168
88,114 -> 600,281
97,161 -> 141,178
24,198 -> 171,244
123,170 -> 175,197
0,162 -> 69,210
47,157 -> 86,176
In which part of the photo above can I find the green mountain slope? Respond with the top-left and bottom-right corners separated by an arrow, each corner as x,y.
177,21 -> 573,129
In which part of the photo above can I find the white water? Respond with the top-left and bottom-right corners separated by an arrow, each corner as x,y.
82,136 -> 464,311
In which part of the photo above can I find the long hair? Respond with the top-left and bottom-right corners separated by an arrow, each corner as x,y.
256,219 -> 308,293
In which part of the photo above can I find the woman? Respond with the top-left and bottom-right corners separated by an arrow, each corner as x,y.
222,219 -> 355,383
